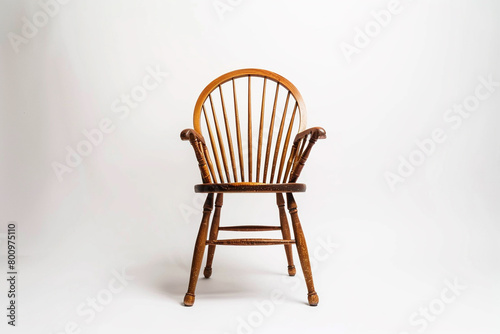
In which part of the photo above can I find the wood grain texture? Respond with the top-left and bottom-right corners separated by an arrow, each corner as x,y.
180,128 -> 211,183
202,107 -> 224,183
206,238 -> 295,246
232,79 -> 245,182
287,192 -> 319,306
218,225 -> 281,231
193,69 -> 307,133
218,85 -> 238,181
270,91 -> 291,183
277,103 -> 297,183
288,127 -> 327,183
247,75 -> 253,181
208,94 -> 231,182
194,182 -> 306,193
262,82 -> 280,183
191,69 -> 322,185
256,77 -> 267,183
204,193 -> 223,278
277,193 -> 296,276
181,69 -> 325,306
183,193 -> 214,306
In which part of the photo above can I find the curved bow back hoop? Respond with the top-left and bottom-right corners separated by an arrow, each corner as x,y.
191,68 -> 311,184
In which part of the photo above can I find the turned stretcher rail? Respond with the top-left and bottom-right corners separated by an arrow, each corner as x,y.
206,238 -> 296,246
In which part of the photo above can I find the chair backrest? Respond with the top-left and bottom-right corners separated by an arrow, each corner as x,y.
193,69 -> 307,184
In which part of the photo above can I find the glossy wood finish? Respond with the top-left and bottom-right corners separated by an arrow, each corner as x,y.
181,69 -> 326,307
193,69 -> 307,134
189,69 -> 314,184
203,193 -> 223,279
287,192 -> 318,306
183,193 -> 214,307
277,193 -> 296,276
206,238 -> 295,246
218,225 -> 282,231
194,182 -> 306,193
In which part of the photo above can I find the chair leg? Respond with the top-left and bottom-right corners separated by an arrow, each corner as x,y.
276,193 -> 296,276
286,193 -> 319,306
183,193 -> 214,306
204,193 -> 223,278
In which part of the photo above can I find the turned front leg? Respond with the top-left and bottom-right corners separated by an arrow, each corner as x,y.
184,193 -> 214,306
204,193 -> 223,278
286,193 -> 319,306
276,193 -> 296,276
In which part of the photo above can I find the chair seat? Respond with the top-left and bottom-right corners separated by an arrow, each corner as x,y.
194,182 -> 306,193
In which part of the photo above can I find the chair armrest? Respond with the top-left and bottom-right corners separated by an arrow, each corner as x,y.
293,127 -> 327,145
288,126 -> 327,183
180,128 -> 212,183
180,128 -> 206,145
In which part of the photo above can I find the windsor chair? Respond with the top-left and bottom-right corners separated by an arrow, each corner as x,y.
180,68 -> 326,306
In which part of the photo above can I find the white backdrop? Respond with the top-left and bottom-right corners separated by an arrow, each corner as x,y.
1,0 -> 499,333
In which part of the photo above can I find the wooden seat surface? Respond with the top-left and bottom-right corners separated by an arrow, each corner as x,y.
194,182 -> 306,193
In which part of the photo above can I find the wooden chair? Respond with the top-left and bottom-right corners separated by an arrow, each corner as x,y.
180,68 -> 326,306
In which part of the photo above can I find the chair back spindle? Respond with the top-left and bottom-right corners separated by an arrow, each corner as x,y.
193,69 -> 307,184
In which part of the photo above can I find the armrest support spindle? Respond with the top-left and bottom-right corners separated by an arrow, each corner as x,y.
288,127 -> 326,183
181,129 -> 212,183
